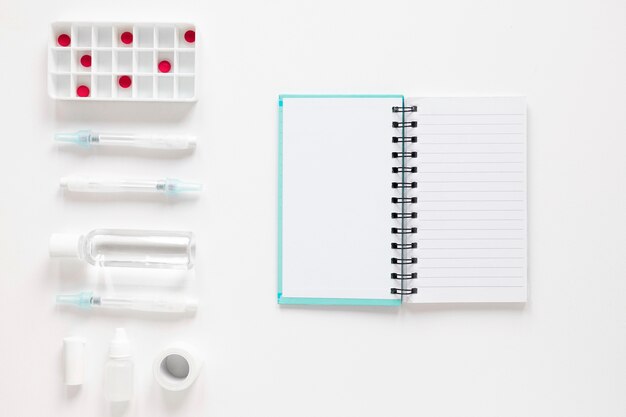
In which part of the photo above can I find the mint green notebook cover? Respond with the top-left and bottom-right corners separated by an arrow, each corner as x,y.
277,94 -> 404,306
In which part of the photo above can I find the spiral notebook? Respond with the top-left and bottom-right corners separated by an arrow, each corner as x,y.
278,95 -> 527,305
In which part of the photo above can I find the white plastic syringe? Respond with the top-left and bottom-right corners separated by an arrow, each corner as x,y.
56,291 -> 198,314
60,176 -> 202,195
55,130 -> 196,150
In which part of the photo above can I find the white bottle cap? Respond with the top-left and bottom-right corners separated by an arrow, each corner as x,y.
49,234 -> 81,258
109,328 -> 132,358
63,336 -> 86,386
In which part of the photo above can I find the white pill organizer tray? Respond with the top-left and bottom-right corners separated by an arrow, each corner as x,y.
48,22 -> 197,102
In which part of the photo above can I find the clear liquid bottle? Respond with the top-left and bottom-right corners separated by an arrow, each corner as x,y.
104,328 -> 133,402
49,229 -> 195,269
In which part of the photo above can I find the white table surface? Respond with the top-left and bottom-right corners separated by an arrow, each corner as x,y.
1,0 -> 625,416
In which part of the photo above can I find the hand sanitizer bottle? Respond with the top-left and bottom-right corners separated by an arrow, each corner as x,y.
104,328 -> 133,402
49,229 -> 195,269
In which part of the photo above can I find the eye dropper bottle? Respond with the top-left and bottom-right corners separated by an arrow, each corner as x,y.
104,328 -> 133,402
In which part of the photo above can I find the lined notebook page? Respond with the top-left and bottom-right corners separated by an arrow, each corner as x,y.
406,97 -> 527,303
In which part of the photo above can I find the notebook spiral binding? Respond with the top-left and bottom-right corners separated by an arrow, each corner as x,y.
391,104 -> 418,296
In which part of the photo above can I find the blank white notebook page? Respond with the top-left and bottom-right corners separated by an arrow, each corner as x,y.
406,97 -> 527,303
280,96 -> 400,301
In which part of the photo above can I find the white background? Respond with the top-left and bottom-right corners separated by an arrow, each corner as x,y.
0,0 -> 624,416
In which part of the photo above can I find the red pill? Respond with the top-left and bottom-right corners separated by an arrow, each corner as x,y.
57,34 -> 71,47
158,60 -> 172,73
118,75 -> 132,88
76,85 -> 90,97
184,30 -> 195,43
80,54 -> 92,68
120,31 -> 133,45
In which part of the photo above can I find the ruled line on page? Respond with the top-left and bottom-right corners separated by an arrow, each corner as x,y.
417,219 -> 524,222
419,161 -> 523,164
417,171 -> 524,174
418,228 -> 524,231
419,256 -> 524,259
418,142 -> 524,145
417,246 -> 526,251
416,285 -> 525,288
418,180 -> 523,183
418,238 -> 524,240
419,276 -> 524,279
419,123 -> 524,126
418,266 -> 524,269
417,190 -> 524,193
417,113 -> 525,116
418,151 -> 524,154
418,210 -> 523,212
417,133 -> 524,135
